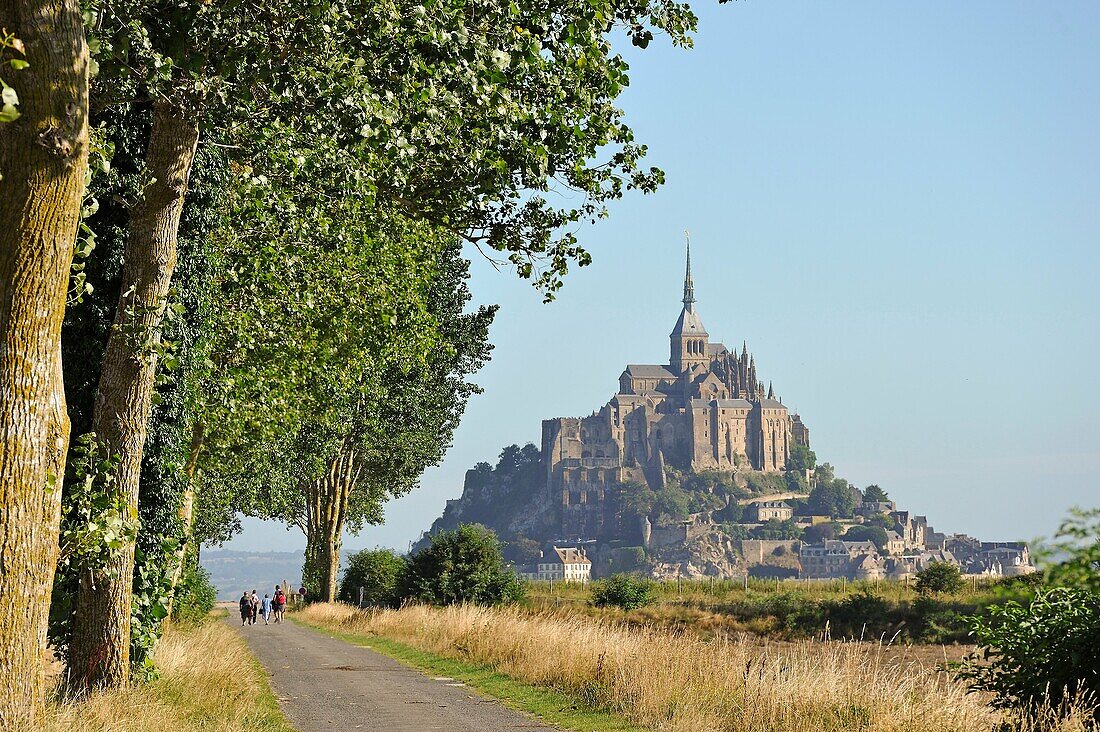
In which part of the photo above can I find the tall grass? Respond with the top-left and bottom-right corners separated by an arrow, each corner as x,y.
298,602 -> 1096,732
40,616 -> 292,732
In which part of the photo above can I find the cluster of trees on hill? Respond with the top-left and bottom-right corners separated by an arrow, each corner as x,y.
0,0 -> 701,722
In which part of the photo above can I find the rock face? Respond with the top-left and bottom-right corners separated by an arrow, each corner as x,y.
648,528 -> 743,579
415,444 -> 557,555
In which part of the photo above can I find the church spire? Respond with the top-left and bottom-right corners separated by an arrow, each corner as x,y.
682,230 -> 695,312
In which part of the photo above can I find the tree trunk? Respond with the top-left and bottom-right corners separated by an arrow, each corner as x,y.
0,0 -> 88,725
165,420 -> 203,619
304,449 -> 360,603
68,100 -> 199,691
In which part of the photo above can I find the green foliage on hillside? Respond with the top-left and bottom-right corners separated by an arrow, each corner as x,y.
428,444 -> 546,540
753,519 -> 804,540
804,522 -> 843,542
744,472 -> 787,496
787,444 -> 817,473
863,484 -> 890,502
843,525 -> 889,552
807,464 -> 859,518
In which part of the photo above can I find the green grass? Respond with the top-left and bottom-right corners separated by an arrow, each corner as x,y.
293,617 -> 647,732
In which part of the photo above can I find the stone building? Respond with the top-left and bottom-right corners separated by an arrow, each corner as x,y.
542,243 -> 811,540
748,501 -> 794,523
528,546 -> 592,583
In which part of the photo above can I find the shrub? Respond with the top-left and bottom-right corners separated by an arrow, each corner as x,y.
172,565 -> 217,626
402,524 -> 525,606
591,574 -> 654,610
915,561 -> 965,595
339,548 -> 407,607
957,587 -> 1100,718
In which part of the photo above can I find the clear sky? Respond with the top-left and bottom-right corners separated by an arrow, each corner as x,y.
221,1 -> 1100,554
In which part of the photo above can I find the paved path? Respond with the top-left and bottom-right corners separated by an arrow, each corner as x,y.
227,613 -> 557,731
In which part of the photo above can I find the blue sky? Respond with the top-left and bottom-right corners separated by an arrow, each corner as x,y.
222,1 -> 1100,554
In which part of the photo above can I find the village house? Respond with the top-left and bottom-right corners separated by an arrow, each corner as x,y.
857,500 -> 896,517
883,529 -> 906,556
530,546 -> 592,583
799,540 -> 882,580
748,500 -> 793,523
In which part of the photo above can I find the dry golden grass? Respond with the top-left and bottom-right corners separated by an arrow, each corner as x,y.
298,602 -> 1096,732
40,616 -> 292,732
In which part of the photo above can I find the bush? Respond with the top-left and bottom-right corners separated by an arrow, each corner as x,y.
339,548 -> 407,607
402,524 -> 525,606
958,587 -> 1100,718
172,565 -> 217,626
915,561 -> 965,595
591,574 -> 654,610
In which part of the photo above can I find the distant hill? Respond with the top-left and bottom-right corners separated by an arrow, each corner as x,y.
200,549 -> 341,600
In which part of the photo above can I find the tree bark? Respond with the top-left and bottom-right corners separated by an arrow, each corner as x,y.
68,100 -> 199,690
165,420 -> 203,619
304,449 -> 360,602
0,0 -> 88,725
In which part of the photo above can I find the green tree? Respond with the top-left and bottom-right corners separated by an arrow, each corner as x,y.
339,549 -> 407,608
863,484 -> 890,503
804,522 -> 842,543
0,7 -> 89,721
653,485 -> 691,520
865,513 -> 898,531
1044,506 -> 1100,592
401,524 -> 525,606
808,476 -> 857,518
786,444 -> 816,474
915,561 -> 965,595
618,481 -> 657,518
591,574 -> 654,611
842,524 -> 889,552
958,587 -> 1100,720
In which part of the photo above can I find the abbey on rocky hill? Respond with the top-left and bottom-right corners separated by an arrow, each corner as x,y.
541,241 -> 810,538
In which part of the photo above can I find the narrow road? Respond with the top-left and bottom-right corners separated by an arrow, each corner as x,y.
227,613 -> 557,731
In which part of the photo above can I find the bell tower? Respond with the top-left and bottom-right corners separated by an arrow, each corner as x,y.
669,234 -> 710,373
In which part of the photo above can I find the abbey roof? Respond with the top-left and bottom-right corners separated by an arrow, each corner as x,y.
624,364 -> 677,379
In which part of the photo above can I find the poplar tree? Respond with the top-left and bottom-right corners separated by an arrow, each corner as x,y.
0,3 -> 88,724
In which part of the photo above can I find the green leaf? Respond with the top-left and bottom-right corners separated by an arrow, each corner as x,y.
9,59 -> 29,71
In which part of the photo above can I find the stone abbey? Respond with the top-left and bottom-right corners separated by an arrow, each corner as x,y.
542,242 -> 811,539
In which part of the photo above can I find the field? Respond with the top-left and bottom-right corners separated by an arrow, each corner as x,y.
297,601 -> 1096,732
520,576 -> 1035,647
41,613 -> 292,732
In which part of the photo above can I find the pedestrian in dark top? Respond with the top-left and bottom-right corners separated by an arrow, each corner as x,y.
239,592 -> 251,626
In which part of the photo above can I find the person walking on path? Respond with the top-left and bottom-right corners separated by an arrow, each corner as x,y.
249,590 -> 261,625
261,593 -> 273,624
273,585 -> 286,623
239,592 -> 251,626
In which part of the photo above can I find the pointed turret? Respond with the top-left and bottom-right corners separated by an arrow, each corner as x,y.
669,233 -> 709,373
683,236 -> 695,312
768,382 -> 774,399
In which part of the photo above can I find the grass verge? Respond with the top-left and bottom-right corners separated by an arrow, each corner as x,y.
296,602 -> 1098,732
42,612 -> 294,732
294,615 -> 645,732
